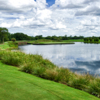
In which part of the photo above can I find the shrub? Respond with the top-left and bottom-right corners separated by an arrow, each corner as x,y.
87,80 -> 100,98
11,38 -> 16,42
69,76 -> 89,90
1,52 -> 22,66
20,64 -> 34,74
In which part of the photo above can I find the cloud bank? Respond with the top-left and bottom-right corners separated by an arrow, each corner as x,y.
0,0 -> 100,36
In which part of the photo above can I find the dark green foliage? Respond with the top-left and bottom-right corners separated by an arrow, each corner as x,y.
0,27 -> 9,43
84,37 -> 99,43
11,38 -> 16,42
10,33 -> 33,40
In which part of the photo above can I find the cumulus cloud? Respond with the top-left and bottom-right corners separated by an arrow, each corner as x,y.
0,0 -> 100,36
51,0 -> 85,9
83,0 -> 100,4
0,0 -> 36,13
75,6 -> 100,16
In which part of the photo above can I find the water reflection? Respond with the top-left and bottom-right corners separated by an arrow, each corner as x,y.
19,42 -> 100,76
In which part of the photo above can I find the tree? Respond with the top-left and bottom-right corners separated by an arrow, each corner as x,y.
11,38 -> 16,42
0,27 -> 8,43
35,35 -> 43,40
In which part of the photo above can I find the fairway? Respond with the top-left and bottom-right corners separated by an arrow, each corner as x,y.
0,62 -> 99,100
0,42 -> 10,49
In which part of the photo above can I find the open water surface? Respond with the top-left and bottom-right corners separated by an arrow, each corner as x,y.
19,42 -> 100,76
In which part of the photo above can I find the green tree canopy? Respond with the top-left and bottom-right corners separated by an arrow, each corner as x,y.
0,27 -> 8,43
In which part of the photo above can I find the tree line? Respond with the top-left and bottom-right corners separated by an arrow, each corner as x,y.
0,27 -> 100,43
84,37 -> 100,43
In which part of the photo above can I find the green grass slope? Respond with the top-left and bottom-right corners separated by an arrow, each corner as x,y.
0,42 -> 18,50
0,62 -> 99,100
0,42 -> 10,49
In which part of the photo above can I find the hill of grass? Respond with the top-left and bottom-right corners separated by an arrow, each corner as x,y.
0,62 -> 99,100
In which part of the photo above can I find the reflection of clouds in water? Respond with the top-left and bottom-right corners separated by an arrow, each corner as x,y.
75,61 -> 100,75
81,52 -> 100,61
79,65 -> 90,72
46,54 -> 77,68
19,43 -> 100,76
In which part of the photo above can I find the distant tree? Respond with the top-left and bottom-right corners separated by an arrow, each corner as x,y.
11,38 -> 16,42
51,35 -> 57,40
94,37 -> 99,43
0,27 -> 9,43
35,35 -> 43,40
11,33 -> 30,40
62,35 -> 67,40
45,36 -> 52,40
57,36 -> 62,41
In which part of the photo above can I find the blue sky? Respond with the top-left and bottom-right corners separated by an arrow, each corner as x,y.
0,0 -> 100,37
34,0 -> 55,7
46,0 -> 55,7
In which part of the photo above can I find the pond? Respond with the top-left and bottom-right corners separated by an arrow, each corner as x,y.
18,42 -> 100,76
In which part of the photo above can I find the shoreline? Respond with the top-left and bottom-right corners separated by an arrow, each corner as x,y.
0,42 -> 100,98
32,42 -> 75,45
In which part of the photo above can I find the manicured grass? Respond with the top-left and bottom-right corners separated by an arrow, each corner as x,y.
0,42 -> 10,49
63,39 -> 84,42
33,42 -> 74,45
28,39 -> 75,44
0,42 -> 18,50
0,62 -> 99,100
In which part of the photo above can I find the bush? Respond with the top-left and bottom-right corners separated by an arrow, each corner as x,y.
20,64 -> 34,74
11,38 -> 16,42
1,52 -> 22,66
87,80 -> 100,97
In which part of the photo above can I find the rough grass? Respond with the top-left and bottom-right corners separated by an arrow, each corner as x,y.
0,50 -> 100,98
0,62 -> 99,100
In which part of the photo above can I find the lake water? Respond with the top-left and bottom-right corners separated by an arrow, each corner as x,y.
19,42 -> 100,76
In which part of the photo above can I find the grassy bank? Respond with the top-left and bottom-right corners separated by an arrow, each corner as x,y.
2,39 -> 82,46
0,42 -> 18,50
0,62 -> 99,100
0,42 -> 10,50
0,50 -> 100,98
32,42 -> 74,45
27,39 -> 75,44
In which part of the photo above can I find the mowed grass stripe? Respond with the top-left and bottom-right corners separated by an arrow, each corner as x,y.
0,62 -> 99,100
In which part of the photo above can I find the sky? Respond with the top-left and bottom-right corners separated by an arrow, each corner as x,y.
0,0 -> 100,37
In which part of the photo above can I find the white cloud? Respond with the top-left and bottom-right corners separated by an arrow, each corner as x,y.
36,9 -> 52,22
36,0 -> 47,9
0,0 -> 100,36
0,22 -> 12,28
8,0 -> 36,8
